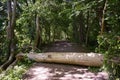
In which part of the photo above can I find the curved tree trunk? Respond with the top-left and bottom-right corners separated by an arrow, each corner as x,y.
1,0 -> 17,70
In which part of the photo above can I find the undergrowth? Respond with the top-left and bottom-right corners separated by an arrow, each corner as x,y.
96,33 -> 120,80
0,58 -> 33,80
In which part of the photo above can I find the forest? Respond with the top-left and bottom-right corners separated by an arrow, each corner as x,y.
0,0 -> 120,80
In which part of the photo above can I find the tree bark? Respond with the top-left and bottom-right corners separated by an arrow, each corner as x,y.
16,52 -> 104,67
78,12 -> 85,44
34,15 -> 41,49
85,11 -> 90,45
1,0 -> 17,70
100,0 -> 108,35
6,0 -> 12,60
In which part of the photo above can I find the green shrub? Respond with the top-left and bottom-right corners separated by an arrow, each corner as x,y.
96,34 -> 120,80
0,65 -> 26,80
0,57 -> 33,80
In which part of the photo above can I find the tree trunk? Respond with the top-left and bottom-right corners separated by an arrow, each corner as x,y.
100,0 -> 108,35
16,52 -> 104,67
34,15 -> 41,49
72,12 -> 85,44
6,0 -> 12,60
72,16 -> 79,42
1,0 -> 17,70
78,12 -> 85,44
85,11 -> 90,45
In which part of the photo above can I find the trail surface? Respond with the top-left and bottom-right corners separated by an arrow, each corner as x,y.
22,41 -> 108,80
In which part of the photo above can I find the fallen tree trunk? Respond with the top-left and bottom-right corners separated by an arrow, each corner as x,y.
16,52 -> 103,67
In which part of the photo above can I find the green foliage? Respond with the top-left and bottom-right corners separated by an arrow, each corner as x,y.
14,0 -> 102,46
0,24 -> 7,64
97,34 -> 120,79
0,0 -> 120,79
0,57 -> 33,80
96,1 -> 120,79
0,65 -> 26,80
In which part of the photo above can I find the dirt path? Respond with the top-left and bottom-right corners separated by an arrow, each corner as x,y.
22,41 -> 108,80
42,41 -> 87,52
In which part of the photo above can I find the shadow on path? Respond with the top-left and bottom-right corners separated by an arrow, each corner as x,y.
43,41 -> 87,52
22,41 -> 108,80
22,63 -> 108,80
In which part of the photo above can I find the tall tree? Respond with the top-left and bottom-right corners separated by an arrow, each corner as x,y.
1,0 -> 17,70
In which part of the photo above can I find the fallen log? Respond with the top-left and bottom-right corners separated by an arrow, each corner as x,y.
16,52 -> 104,67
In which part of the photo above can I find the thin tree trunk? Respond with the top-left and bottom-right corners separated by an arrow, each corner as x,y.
72,16 -> 78,42
85,11 -> 90,45
34,15 -> 41,49
78,12 -> 85,44
72,12 -> 85,44
100,0 -> 108,35
48,26 -> 51,42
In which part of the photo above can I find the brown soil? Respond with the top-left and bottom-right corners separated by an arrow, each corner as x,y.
42,41 -> 87,52
22,41 -> 108,80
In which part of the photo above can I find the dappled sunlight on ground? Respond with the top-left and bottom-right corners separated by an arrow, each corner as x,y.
22,63 -> 108,80
23,41 -> 108,80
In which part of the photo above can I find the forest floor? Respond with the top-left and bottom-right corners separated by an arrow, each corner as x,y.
22,41 -> 109,80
